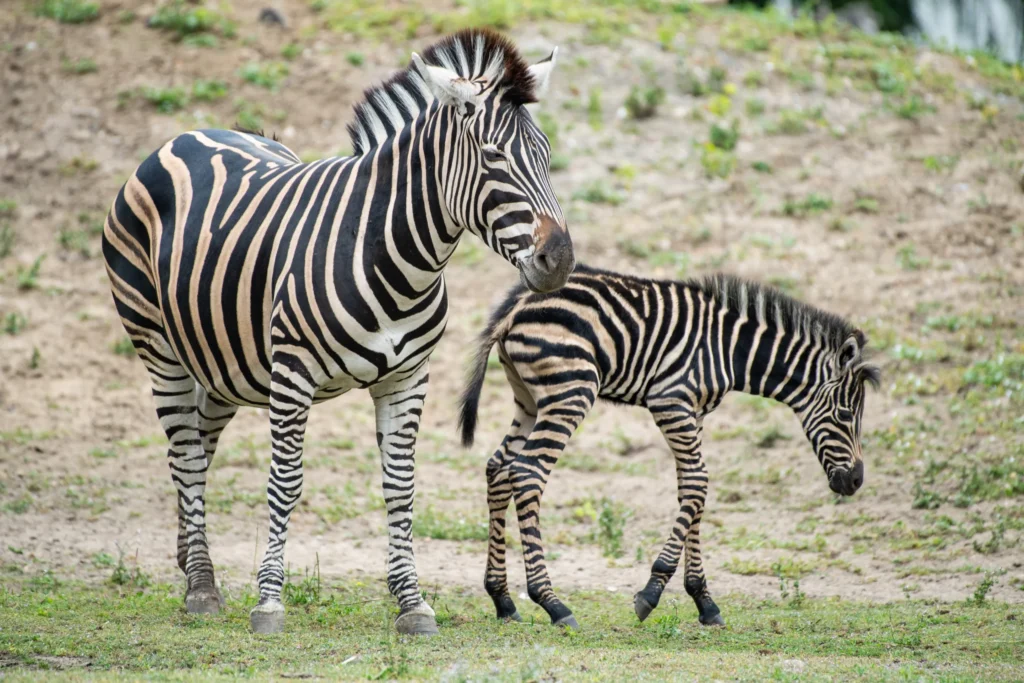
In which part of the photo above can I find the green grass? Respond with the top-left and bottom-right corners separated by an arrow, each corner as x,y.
239,61 -> 289,90
35,0 -> 98,23
0,578 -> 1022,680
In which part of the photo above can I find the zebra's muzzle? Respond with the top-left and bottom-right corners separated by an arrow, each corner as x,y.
519,215 -> 574,292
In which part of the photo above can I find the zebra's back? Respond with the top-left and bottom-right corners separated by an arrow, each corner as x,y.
102,129 -> 350,407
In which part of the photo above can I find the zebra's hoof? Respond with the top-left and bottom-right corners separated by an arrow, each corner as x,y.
553,614 -> 579,631
504,610 -> 523,623
185,587 -> 223,615
700,611 -> 725,627
395,603 -> 439,636
250,601 -> 285,634
633,594 -> 655,623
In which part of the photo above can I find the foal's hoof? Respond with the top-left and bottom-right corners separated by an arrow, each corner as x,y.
395,603 -> 439,636
699,611 -> 725,627
553,614 -> 579,631
633,594 -> 655,623
250,601 -> 285,634
503,610 -> 523,623
185,587 -> 223,615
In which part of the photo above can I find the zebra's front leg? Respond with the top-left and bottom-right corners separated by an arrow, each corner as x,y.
634,406 -> 721,625
370,364 -> 438,636
485,402 -> 537,622
511,395 -> 593,630
250,357 -> 315,634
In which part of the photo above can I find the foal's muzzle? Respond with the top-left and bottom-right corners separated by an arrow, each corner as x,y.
829,460 -> 864,496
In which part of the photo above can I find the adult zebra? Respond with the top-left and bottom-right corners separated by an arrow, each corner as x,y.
459,265 -> 879,629
102,29 -> 573,635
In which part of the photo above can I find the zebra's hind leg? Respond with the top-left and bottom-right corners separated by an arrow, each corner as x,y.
633,405 -> 721,625
175,386 -> 240,603
510,388 -> 595,630
683,507 -> 723,626
143,347 -> 222,614
250,354 -> 316,634
370,364 -> 438,636
484,399 -> 537,622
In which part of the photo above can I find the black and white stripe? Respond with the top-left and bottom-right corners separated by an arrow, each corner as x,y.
102,28 -> 573,635
460,265 -> 879,628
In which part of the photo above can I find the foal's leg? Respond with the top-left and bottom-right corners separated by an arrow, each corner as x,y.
370,363 -> 438,636
249,354 -> 315,634
484,398 -> 537,621
634,403 -> 722,625
510,387 -> 595,629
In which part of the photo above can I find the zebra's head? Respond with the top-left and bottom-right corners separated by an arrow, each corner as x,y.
800,331 -> 880,496
410,30 -> 574,292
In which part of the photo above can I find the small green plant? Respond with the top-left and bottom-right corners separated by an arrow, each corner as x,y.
897,245 -> 930,271
0,224 -> 15,259
91,552 -> 116,568
745,98 -> 765,116
147,1 -> 220,38
654,610 -> 682,638
754,425 -> 790,449
573,181 -> 624,206
3,313 -> 27,335
783,193 -> 833,218
751,160 -> 772,174
112,337 -> 136,357
17,255 -> 44,290
109,550 -> 152,590
240,61 -> 289,90
29,347 -> 41,370
700,144 -> 735,179
709,120 -> 739,151
35,0 -> 99,23
143,87 -> 188,114
89,448 -> 117,459
625,85 -> 665,119
234,100 -> 263,131
281,42 -> 301,60
894,95 -> 936,120
59,157 -> 99,175
58,225 -> 90,257
595,498 -> 631,558
283,564 -> 321,606
587,89 -> 603,129
61,58 -> 98,74
853,197 -> 880,214
923,154 -> 958,173
969,573 -> 996,606
346,52 -> 365,67
911,482 -> 942,510
191,80 -> 228,102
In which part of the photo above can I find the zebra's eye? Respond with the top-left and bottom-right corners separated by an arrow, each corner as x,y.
482,146 -> 506,163
837,408 -> 854,422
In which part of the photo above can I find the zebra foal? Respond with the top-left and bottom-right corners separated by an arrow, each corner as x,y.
460,265 -> 879,628
102,29 -> 574,635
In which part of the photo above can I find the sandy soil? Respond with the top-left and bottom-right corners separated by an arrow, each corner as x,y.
1,1 -> 1023,613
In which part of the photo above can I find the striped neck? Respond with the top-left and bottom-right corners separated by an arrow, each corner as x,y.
354,103 -> 466,297
725,301 -> 835,416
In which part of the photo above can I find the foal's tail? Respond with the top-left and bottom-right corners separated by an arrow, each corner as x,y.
457,285 -> 525,447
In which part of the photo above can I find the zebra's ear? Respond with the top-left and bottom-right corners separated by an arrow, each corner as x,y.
527,47 -> 558,100
837,333 -> 862,376
411,52 -> 477,114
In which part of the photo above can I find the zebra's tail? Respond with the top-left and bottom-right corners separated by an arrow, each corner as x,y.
458,285 -> 524,447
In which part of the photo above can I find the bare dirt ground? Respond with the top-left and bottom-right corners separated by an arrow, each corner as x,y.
1,1 -> 1023,616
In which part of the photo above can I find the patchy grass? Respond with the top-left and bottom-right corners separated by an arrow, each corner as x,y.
412,506 -> 488,542
35,0 -> 98,24
1,578 -> 1020,681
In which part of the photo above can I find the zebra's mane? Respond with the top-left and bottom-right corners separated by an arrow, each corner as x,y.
347,29 -> 538,155
698,273 -> 861,352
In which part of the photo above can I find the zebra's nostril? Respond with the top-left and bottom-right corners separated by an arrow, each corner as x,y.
535,252 -> 553,273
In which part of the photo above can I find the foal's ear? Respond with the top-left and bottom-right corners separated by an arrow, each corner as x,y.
836,331 -> 864,377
